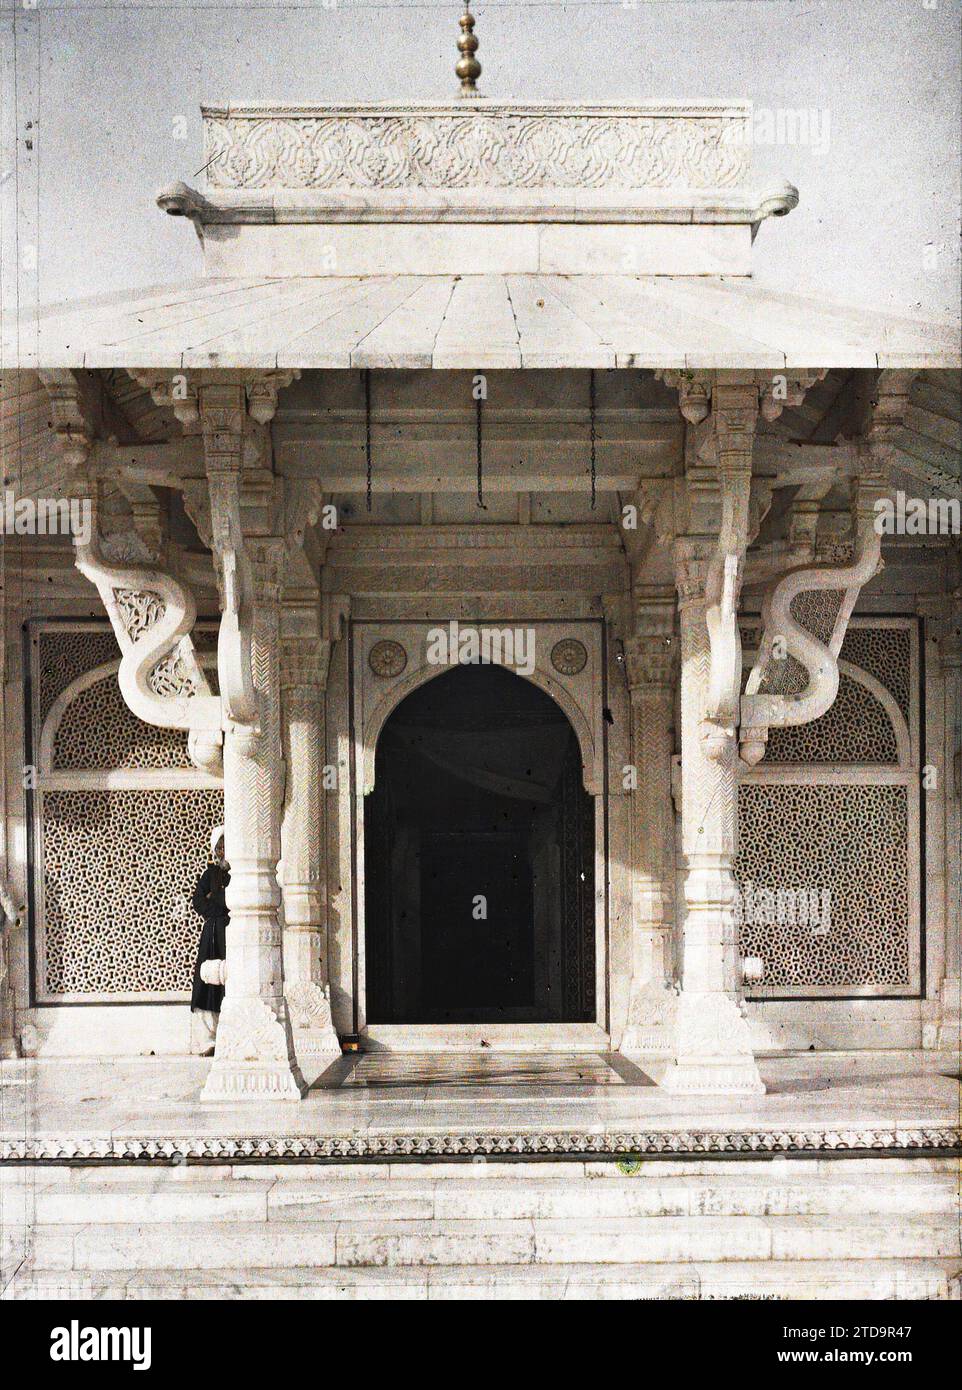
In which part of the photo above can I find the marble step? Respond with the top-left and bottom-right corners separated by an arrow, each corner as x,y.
4,1260 -> 959,1302
20,1173 -> 959,1224
23,1214 -> 959,1271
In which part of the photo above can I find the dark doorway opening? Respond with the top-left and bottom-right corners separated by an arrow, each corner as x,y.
364,664 -> 596,1024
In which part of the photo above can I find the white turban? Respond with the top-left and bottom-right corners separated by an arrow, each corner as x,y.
210,825 -> 225,858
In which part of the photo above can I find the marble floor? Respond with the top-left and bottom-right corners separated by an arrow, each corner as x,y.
328,1052 -> 646,1088
0,1051 -> 959,1162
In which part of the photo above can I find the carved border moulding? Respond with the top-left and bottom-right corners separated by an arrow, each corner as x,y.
201,104 -> 755,193
550,638 -> 588,676
368,639 -> 408,678
2,1126 -> 958,1164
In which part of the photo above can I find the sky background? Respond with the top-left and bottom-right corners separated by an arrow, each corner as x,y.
1,0 -> 960,320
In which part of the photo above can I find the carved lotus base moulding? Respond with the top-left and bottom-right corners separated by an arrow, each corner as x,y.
1,1127 -> 959,1165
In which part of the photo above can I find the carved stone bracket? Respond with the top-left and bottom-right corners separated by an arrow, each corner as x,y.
73,527 -> 223,771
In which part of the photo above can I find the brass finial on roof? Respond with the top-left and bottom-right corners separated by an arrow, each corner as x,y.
456,4 -> 481,98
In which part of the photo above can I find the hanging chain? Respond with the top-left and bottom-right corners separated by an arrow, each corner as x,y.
476,392 -> 485,509
364,368 -> 373,513
589,368 -> 597,511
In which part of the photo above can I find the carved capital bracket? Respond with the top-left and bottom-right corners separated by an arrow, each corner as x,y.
131,369 -> 201,429
246,371 -> 299,425
131,367 -> 298,430
659,368 -> 826,428
38,370 -> 95,486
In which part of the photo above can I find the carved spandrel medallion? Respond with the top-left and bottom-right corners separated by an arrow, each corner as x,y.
368,639 -> 408,678
551,638 -> 588,676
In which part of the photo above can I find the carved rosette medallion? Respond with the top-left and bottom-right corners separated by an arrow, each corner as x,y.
368,640 -> 408,678
550,638 -> 588,676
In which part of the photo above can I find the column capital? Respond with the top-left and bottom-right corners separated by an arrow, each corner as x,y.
624,635 -> 675,693
625,591 -> 677,693
672,537 -> 714,608
248,537 -> 288,607
279,598 -> 332,692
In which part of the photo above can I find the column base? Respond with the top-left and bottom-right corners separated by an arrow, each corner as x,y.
286,982 -> 343,1063
924,978 -> 961,1051
200,997 -> 305,1103
620,983 -> 677,1057
659,990 -> 765,1096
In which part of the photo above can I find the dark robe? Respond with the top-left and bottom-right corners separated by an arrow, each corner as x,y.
191,863 -> 230,1013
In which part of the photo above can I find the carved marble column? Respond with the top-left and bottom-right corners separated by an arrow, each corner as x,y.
935,575 -> 962,1049
662,545 -> 763,1094
661,382 -> 764,1095
199,385 -> 303,1101
0,565 -> 17,1058
280,606 -> 341,1063
620,594 -> 677,1055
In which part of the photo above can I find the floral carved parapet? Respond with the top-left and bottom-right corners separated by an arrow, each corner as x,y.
202,104 -> 753,192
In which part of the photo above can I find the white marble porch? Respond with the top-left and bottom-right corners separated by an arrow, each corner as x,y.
1,1052 -> 958,1162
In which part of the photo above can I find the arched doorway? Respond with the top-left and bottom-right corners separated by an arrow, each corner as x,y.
364,664 -> 596,1025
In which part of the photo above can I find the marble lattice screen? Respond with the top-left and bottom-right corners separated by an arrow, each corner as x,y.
734,618 -> 921,999
27,622 -> 223,1005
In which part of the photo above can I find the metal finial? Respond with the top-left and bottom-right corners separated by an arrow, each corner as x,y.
456,4 -> 481,98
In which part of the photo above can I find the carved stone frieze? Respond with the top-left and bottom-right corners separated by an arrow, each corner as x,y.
203,105 -> 752,192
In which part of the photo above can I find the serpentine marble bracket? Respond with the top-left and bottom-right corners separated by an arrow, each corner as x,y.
739,473 -> 885,766
73,494 -> 223,773
38,371 -> 224,774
